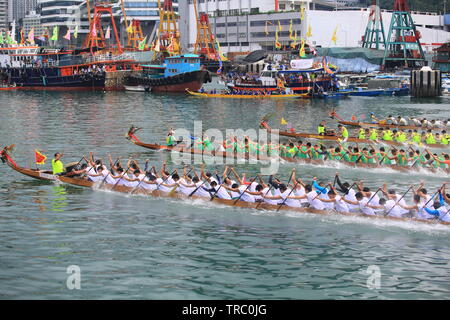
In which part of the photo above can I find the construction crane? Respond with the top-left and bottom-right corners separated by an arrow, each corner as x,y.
153,0 -> 181,58
382,0 -> 425,70
84,1 -> 123,55
361,0 -> 386,50
119,0 -> 145,50
193,0 -> 219,60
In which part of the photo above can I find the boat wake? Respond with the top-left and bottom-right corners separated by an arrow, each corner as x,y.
118,191 -> 450,234
286,161 -> 448,178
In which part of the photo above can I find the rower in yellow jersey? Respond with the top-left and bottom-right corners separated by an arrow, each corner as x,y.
337,124 -> 349,141
317,121 -> 326,136
52,153 -> 64,175
382,129 -> 393,141
425,130 -> 436,145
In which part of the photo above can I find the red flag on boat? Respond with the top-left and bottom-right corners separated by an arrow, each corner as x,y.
35,149 -> 47,165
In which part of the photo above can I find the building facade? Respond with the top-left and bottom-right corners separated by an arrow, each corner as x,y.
22,10 -> 46,37
0,0 -> 7,31
181,0 -> 450,54
8,0 -> 38,23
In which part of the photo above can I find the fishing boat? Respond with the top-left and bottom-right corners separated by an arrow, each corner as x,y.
260,121 -> 448,149
186,89 -> 308,99
0,45 -> 140,91
2,146 -> 449,227
226,62 -> 335,95
123,54 -> 211,93
126,130 -> 449,175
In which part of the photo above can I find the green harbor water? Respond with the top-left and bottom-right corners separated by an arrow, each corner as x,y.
0,88 -> 450,299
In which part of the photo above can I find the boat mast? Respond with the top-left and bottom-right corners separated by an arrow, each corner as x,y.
85,1 -> 123,55
156,0 -> 181,58
193,0 -> 219,60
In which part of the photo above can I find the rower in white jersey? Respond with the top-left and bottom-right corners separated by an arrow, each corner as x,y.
415,184 -> 436,213
379,184 -> 410,216
317,188 -> 350,213
398,194 -> 430,220
121,170 -> 142,188
396,116 -> 408,126
334,173 -> 358,212
409,117 -> 421,126
289,170 -> 311,207
255,175 -> 277,205
86,165 -> 107,182
358,183 -> 381,208
342,192 -> 377,216
200,168 -> 232,200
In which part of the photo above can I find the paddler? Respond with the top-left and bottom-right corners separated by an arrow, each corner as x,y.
369,128 -> 378,141
337,124 -> 349,141
370,113 -> 379,124
395,130 -> 407,143
381,128 -> 393,141
397,116 -> 408,126
424,130 -> 436,145
358,128 -> 366,140
52,153 -> 65,175
166,129 -> 175,146
317,121 -> 326,136
411,130 -> 421,144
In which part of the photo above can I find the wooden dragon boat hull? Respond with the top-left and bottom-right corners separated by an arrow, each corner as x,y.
2,149 -> 449,227
338,120 -> 448,131
127,134 -> 449,175
260,122 -> 447,149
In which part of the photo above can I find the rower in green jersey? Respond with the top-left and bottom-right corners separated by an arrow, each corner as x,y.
425,131 -> 436,145
333,147 -> 343,161
349,147 -> 360,162
366,149 -> 377,164
297,143 -> 311,159
396,150 -> 407,166
317,121 -> 326,135
52,153 -> 65,175
286,143 -> 298,158
356,148 -> 367,163
267,143 -> 279,156
166,131 -> 175,146
204,135 -> 215,151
